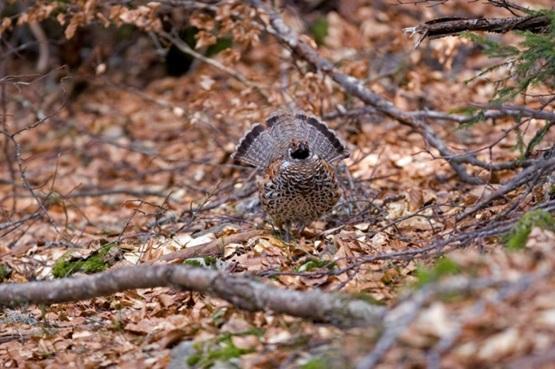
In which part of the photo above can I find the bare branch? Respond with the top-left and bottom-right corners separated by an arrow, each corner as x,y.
326,104 -> 554,171
0,264 -> 386,328
325,104 -> 555,125
357,285 -> 433,369
456,155 -> 555,220
28,21 -> 49,72
404,15 -> 550,48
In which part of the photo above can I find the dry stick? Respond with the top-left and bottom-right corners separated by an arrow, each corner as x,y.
159,230 -> 266,262
0,212 -> 41,232
28,21 -> 49,72
486,0 -> 531,14
0,264 -> 386,328
248,0 -> 483,185
66,188 -> 170,199
325,104 -> 555,126
0,73 -> 18,213
0,133 -> 59,233
326,105 -> 554,171
147,177 -> 257,229
474,104 -> 555,123
404,15 -> 550,47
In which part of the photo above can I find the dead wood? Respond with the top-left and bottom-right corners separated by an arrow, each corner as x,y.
0,264 -> 386,328
405,15 -> 550,47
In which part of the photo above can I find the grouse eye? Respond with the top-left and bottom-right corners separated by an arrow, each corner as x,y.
291,145 -> 310,160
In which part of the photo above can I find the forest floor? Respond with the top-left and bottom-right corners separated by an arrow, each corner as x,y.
1,1 -> 555,368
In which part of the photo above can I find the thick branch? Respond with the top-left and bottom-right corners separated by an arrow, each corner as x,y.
0,264 -> 386,328
405,15 -> 550,47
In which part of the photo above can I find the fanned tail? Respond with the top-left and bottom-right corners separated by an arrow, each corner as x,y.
232,123 -> 274,168
232,111 -> 348,169
291,112 -> 349,163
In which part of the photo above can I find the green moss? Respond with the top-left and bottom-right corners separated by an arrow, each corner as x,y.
296,258 -> 335,272
300,357 -> 330,369
186,333 -> 254,368
504,210 -> 555,250
309,17 -> 329,45
184,259 -> 203,268
206,37 -> 232,57
349,292 -> 385,306
184,256 -> 217,269
0,264 -> 11,282
44,191 -> 64,207
211,307 -> 228,327
52,243 -> 119,278
414,257 -> 460,287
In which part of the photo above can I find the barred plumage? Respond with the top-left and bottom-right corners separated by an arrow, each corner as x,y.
233,111 -> 349,233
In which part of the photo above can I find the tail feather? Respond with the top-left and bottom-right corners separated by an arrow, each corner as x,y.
232,123 -> 275,168
293,112 -> 348,163
232,111 -> 348,169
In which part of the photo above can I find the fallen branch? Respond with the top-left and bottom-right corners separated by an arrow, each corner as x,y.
325,104 -> 555,124
404,15 -> 550,47
66,188 -> 170,198
0,264 -> 385,328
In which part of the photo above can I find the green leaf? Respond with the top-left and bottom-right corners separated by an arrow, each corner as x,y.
504,210 -> 555,250
0,263 -> 12,282
462,32 -> 519,58
300,357 -> 330,369
184,256 -> 217,268
296,258 -> 335,272
206,37 -> 232,57
462,10 -> 555,102
525,121 -> 554,158
52,242 -> 120,278
310,17 -> 329,45
187,333 -> 254,368
414,257 -> 460,286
